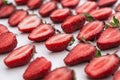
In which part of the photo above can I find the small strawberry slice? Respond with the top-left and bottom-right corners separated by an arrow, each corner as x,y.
44,67 -> 74,80
113,70 -> 120,80
76,1 -> 97,14
77,21 -> 104,41
0,24 -> 9,35
61,15 -> 86,33
4,44 -> 35,68
18,15 -> 42,33
8,9 -> 28,27
50,8 -> 71,23
85,54 -> 120,79
90,8 -> 112,20
115,4 -> 120,12
0,0 -> 3,7
97,28 -> 120,50
45,34 -> 72,52
39,1 -> 57,17
0,32 -> 17,54
23,57 -> 51,80
15,0 -> 29,5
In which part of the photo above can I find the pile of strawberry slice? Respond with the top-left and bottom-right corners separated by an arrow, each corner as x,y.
1,0 -> 120,80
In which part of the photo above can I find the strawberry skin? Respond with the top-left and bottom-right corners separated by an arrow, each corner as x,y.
0,24 -> 9,35
45,34 -> 72,52
115,4 -> 120,12
15,0 -> 29,5
85,54 -> 120,79
44,67 -> 75,80
77,21 -> 104,41
8,9 -> 28,27
97,28 -> 120,50
64,43 -> 96,66
23,57 -> 51,80
113,70 -> 120,80
61,15 -> 86,33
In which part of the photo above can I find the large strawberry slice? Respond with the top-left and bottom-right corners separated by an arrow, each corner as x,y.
4,44 -> 35,68
15,0 -> 29,5
85,54 -> 120,79
0,24 -> 9,35
23,57 -> 51,80
115,4 -> 120,12
113,70 -> 120,80
44,67 -> 75,80
77,21 -> 104,41
18,15 -> 42,33
45,34 -> 72,52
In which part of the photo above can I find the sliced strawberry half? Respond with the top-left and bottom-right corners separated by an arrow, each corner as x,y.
113,70 -> 120,80
0,24 -> 9,35
115,4 -> 120,12
15,0 -> 29,5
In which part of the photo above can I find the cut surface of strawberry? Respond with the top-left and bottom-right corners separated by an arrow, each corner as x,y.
15,0 -> 29,5
0,24 -> 9,35
113,70 -> 120,80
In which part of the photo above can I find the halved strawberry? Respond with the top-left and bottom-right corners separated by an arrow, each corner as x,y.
0,32 -> 17,54
97,28 -> 120,50
77,21 -> 104,41
23,57 -> 51,80
15,0 -> 29,5
76,1 -> 97,14
0,0 -> 3,7
8,9 -> 28,27
0,24 -> 9,35
115,4 -> 120,12
90,8 -> 112,20
18,15 -> 42,33
4,44 -> 35,68
44,67 -> 75,80
28,24 -> 55,42
61,15 -> 86,33
39,1 -> 57,17
113,70 -> 120,80
85,54 -> 120,79
45,34 -> 72,52
50,8 -> 71,23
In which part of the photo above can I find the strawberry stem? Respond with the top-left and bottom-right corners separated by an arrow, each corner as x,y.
3,0 -> 8,5
69,37 -> 75,46
84,13 -> 95,22
95,49 -> 102,57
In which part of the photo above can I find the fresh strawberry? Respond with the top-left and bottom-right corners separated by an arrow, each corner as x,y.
8,9 -> 28,27
90,8 -> 112,20
50,8 -> 71,23
0,4 -> 15,18
28,24 -> 55,42
18,15 -> 42,33
15,0 -> 29,5
0,0 -> 3,7
0,32 -> 17,54
23,57 -> 51,80
113,70 -> 120,80
85,54 -> 120,79
61,15 -> 86,33
45,34 -> 72,52
76,1 -> 97,14
44,67 -> 75,80
115,4 -> 120,12
61,0 -> 80,8
39,1 -> 57,17
4,44 -> 35,68
77,21 -> 104,41
0,24 -> 9,35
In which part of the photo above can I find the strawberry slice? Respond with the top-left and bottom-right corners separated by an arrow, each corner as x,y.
97,28 -> 120,50
77,21 -> 104,41
18,15 -> 42,33
0,24 -> 9,35
90,8 -> 112,20
23,57 -> 51,80
45,34 -> 72,52
50,8 -> 71,23
0,0 -> 3,7
113,70 -> 120,80
76,1 -> 97,14
0,32 -> 17,54
44,67 -> 74,80
8,9 -> 28,27
64,43 -> 96,66
39,1 -> 57,17
61,15 -> 86,33
85,54 -> 120,79
4,44 -> 35,68
115,4 -> 120,12
15,0 -> 29,5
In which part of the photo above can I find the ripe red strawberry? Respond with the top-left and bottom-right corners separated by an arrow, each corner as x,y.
61,0 -> 80,8
28,24 -> 55,42
76,1 -> 97,14
39,1 -> 57,17
15,0 -> 29,5
44,67 -> 75,80
113,70 -> 120,80
64,43 -> 96,66
0,0 -> 3,7
97,28 -> 120,50
8,9 -> 28,27
18,15 -> 42,33
4,44 -> 35,68
45,34 -> 72,52
0,4 -> 15,18
115,4 -> 120,12
85,54 -> 120,79
50,8 -> 71,23
90,8 -> 112,20
0,32 -> 17,54
61,15 -> 86,33
23,57 -> 51,80
77,21 -> 104,41
0,24 -> 9,35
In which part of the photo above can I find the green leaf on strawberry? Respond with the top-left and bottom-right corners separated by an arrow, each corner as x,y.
84,13 -> 95,22
69,37 -> 75,46
95,49 -> 102,57
3,0 -> 8,5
